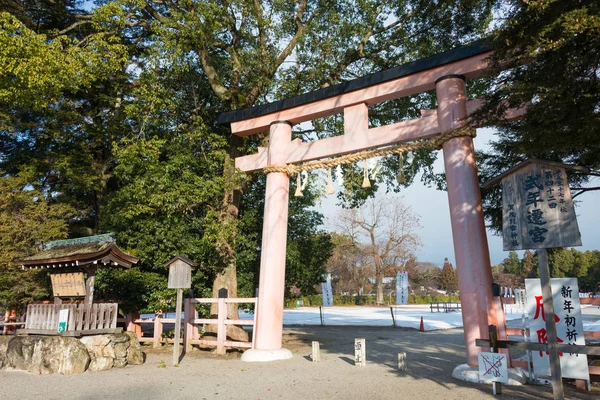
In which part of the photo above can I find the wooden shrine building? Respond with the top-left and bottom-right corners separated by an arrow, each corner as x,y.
16,234 -> 139,336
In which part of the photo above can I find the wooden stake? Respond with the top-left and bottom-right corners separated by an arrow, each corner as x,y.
312,341 -> 321,362
538,248 -> 564,400
397,352 -> 407,371
172,288 -> 183,366
354,338 -> 366,367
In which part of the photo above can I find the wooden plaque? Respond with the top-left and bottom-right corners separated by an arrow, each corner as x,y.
501,163 -> 581,250
167,259 -> 192,289
50,272 -> 86,297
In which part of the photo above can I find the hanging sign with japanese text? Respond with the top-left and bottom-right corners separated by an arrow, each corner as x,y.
395,271 -> 409,305
502,163 -> 581,250
524,278 -> 589,380
322,273 -> 333,306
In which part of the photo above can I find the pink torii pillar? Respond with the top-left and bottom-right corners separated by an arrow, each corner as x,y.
436,75 -> 497,366
241,121 -> 294,361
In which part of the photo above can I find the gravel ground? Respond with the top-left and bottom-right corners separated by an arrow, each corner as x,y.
1,326 -> 598,400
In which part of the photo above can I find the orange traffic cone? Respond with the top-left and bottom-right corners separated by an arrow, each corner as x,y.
419,316 -> 424,332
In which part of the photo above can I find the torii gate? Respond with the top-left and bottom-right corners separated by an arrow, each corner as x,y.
217,42 -> 524,365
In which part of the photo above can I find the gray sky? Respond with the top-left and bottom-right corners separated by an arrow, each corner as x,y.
318,128 -> 600,266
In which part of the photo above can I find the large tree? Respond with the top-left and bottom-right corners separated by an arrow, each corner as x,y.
1,1 -> 498,317
477,1 -> 600,231
334,195 -> 421,304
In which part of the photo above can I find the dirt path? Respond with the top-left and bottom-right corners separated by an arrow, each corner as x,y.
1,326 -> 598,399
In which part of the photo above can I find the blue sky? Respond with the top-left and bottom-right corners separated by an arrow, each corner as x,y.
317,128 -> 600,266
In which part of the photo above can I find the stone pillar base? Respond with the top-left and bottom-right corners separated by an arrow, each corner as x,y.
452,363 -> 529,385
241,348 -> 293,362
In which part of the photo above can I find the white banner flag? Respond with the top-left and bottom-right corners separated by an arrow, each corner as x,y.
322,273 -> 333,306
524,278 -> 589,380
396,271 -> 408,305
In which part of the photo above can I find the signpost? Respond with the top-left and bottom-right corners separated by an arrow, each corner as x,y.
164,256 -> 196,366
478,352 -> 508,386
57,309 -> 69,333
482,159 -> 586,400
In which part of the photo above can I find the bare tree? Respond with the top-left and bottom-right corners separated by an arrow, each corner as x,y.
334,195 -> 421,304
326,233 -> 373,295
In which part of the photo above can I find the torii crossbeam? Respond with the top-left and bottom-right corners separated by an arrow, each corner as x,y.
218,42 -> 524,364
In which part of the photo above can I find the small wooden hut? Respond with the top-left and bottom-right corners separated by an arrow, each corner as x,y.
16,234 -> 139,336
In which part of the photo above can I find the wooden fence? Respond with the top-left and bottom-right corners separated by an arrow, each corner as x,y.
19,303 -> 120,336
127,297 -> 257,355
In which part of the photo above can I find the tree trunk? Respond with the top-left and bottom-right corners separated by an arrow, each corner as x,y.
375,267 -> 384,305
205,134 -> 249,343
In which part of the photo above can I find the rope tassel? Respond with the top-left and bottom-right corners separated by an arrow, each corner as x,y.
362,159 -> 371,188
397,152 -> 406,184
294,172 -> 303,197
326,168 -> 335,195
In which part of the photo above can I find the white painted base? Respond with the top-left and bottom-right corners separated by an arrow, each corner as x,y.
241,348 -> 293,362
452,363 -> 528,385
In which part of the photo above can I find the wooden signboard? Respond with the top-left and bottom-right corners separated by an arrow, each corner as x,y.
167,259 -> 192,289
50,272 -> 86,297
501,162 -> 581,250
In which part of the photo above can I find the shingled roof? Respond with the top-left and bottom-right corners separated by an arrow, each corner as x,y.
19,234 -> 139,270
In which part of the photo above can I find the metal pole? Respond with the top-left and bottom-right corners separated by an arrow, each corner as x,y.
538,248 -> 564,400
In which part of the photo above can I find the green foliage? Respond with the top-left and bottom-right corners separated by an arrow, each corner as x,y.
284,294 -> 459,307
0,170 -> 76,309
478,1 -> 600,231
501,251 -> 522,275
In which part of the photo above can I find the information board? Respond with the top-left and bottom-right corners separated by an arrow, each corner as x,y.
502,163 -> 581,250
50,273 -> 86,297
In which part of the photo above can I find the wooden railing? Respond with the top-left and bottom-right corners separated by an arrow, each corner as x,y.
19,303 -> 120,336
126,297 -> 257,355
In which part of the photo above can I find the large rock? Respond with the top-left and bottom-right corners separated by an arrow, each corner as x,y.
125,331 -> 144,365
79,333 -> 131,370
0,336 -> 10,369
6,336 -> 90,375
88,356 -> 114,371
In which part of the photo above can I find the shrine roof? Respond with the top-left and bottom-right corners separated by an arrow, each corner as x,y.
216,40 -> 491,125
19,234 -> 139,269
481,159 -> 591,190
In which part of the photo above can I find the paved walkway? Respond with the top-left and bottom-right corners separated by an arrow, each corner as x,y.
1,326 -> 598,399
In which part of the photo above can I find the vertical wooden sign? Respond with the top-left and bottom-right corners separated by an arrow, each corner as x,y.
501,163 -> 581,250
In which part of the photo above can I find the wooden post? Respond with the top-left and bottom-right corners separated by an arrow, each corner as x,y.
354,338 -> 366,367
184,297 -> 196,352
216,297 -> 226,355
172,288 -> 183,366
538,249 -> 564,400
312,341 -> 321,362
319,306 -> 324,326
489,325 -> 502,395
398,352 -> 407,371
390,307 -> 396,328
153,314 -> 163,349
84,267 -> 96,305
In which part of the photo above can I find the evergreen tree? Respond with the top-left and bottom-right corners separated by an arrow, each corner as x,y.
440,258 -> 458,293
501,251 -> 521,275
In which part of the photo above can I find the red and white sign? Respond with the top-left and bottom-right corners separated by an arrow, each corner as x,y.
524,278 -> 589,380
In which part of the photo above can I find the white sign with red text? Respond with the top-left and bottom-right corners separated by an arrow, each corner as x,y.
524,278 -> 589,380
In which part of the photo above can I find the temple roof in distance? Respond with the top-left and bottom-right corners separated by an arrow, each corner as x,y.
19,233 -> 139,270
